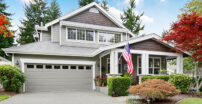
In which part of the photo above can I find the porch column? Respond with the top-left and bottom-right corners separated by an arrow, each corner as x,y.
141,53 -> 149,75
110,50 -> 119,74
176,54 -> 183,74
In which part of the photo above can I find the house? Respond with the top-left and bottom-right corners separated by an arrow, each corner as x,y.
3,2 -> 189,92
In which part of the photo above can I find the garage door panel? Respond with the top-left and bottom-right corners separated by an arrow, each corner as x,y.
25,64 -> 93,92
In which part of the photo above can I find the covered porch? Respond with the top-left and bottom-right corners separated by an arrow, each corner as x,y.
99,49 -> 183,83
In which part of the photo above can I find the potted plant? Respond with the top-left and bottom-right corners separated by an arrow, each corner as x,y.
94,76 -> 102,86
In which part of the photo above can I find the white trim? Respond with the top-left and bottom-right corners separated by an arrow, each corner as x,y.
59,22 -> 62,45
137,56 -> 142,75
61,21 -> 128,33
148,57 -> 162,75
40,30 -> 43,41
51,26 -> 53,42
12,53 -> 14,66
66,27 -> 96,43
19,58 -> 96,92
97,31 -> 122,44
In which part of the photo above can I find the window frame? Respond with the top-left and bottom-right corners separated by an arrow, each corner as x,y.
148,57 -> 161,75
98,31 -> 122,44
66,27 -> 95,43
137,56 -> 142,75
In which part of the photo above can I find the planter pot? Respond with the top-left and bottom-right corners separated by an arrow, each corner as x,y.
96,81 -> 101,86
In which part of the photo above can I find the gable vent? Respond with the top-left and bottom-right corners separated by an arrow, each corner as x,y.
89,8 -> 99,13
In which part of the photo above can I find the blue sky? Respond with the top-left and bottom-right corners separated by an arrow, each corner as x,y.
5,0 -> 187,35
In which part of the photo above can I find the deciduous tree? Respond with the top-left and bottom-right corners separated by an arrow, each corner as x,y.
162,12 -> 202,92
0,14 -> 13,59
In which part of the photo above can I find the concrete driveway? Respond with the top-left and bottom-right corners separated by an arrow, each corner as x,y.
0,91 -> 135,104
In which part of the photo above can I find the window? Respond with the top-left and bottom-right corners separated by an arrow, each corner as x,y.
86,30 -> 94,41
149,57 -> 161,75
115,34 -> 121,43
45,65 -> 52,69
36,65 -> 43,69
54,65 -> 61,69
70,66 -> 77,70
27,64 -> 34,69
67,28 -> 94,41
99,32 -> 121,43
68,28 -> 76,40
62,66 -> 69,69
77,29 -> 85,40
78,66 -> 84,70
137,56 -> 142,74
107,58 -> 110,73
86,66 -> 91,70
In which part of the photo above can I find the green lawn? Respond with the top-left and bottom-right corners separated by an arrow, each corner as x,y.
0,95 -> 10,101
178,98 -> 202,104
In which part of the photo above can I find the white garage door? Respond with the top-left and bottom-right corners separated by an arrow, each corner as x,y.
25,64 -> 92,92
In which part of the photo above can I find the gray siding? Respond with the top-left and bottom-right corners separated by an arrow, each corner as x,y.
42,30 -> 51,41
51,23 -> 60,42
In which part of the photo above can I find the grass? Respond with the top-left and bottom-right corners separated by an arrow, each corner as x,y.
178,98 -> 202,104
0,95 -> 10,101
126,98 -> 141,104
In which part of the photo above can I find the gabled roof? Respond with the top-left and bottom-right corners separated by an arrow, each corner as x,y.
92,33 -> 191,56
36,2 -> 136,37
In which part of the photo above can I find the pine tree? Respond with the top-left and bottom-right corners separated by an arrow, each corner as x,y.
46,0 -> 61,23
100,0 -> 108,11
121,0 -> 144,35
19,0 -> 48,44
0,0 -> 12,17
79,0 -> 98,7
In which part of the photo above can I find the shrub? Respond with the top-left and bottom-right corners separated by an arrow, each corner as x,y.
126,98 -> 141,104
108,77 -> 131,96
128,79 -> 179,101
141,76 -> 169,82
0,65 -> 26,92
124,72 -> 137,85
169,74 -> 192,93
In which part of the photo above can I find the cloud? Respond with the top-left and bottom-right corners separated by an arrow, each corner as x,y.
108,6 -> 154,24
160,0 -> 166,2
20,0 -> 32,4
123,0 -> 141,5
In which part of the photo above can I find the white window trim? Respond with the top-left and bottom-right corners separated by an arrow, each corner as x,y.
137,56 -> 142,75
97,31 -> 122,44
106,58 -> 110,74
66,27 -> 95,43
148,57 -> 161,75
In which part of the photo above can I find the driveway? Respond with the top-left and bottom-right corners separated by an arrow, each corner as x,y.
0,91 -> 136,104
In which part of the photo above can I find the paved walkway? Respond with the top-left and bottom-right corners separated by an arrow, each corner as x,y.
1,91 -> 137,104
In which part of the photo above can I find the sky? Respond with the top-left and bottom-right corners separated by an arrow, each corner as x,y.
5,0 -> 188,36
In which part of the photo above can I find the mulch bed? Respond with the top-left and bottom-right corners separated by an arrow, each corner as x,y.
0,88 -> 17,96
138,93 -> 202,104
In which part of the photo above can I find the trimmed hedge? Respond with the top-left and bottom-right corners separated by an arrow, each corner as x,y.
169,74 -> 192,93
0,65 -> 26,92
141,76 -> 169,82
108,77 -> 131,96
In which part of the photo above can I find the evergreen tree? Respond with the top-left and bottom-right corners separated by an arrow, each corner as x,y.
100,0 -> 108,11
79,0 -> 98,7
46,0 -> 61,23
19,0 -> 48,44
0,0 -> 12,17
121,0 -> 144,35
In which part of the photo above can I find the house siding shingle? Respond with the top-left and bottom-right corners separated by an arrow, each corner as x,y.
65,7 -> 119,28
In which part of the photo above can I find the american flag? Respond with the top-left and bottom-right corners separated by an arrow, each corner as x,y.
122,43 -> 134,74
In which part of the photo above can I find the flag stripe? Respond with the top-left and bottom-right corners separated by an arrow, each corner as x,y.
122,43 -> 134,75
